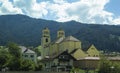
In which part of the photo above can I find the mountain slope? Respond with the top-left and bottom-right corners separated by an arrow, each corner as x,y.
0,14 -> 120,51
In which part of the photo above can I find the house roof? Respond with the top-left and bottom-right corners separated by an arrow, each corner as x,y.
24,49 -> 35,53
19,46 -> 35,54
53,50 -> 76,61
19,46 -> 26,53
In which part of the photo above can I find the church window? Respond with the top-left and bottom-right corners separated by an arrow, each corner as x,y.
46,38 -> 48,42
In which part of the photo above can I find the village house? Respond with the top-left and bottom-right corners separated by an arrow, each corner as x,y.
19,46 -> 37,64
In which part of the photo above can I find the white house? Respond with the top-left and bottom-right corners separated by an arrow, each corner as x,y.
19,46 -> 37,64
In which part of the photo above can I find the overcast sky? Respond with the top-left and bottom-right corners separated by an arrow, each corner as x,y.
0,0 -> 120,25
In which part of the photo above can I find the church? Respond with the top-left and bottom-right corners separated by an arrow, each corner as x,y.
40,27 -> 100,71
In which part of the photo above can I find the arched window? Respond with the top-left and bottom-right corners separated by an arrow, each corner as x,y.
46,38 -> 48,42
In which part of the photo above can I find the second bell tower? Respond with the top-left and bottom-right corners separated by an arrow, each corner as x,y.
57,29 -> 65,38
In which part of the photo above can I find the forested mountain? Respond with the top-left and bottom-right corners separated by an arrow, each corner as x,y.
0,14 -> 120,51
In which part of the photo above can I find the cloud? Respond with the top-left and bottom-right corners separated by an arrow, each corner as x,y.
53,0 -> 67,4
112,17 -> 120,25
49,0 -> 120,25
13,0 -> 48,18
0,0 -> 22,15
48,0 -> 114,24
0,0 -> 120,25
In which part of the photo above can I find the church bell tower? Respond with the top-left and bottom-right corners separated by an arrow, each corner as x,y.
57,29 -> 65,38
41,27 -> 51,58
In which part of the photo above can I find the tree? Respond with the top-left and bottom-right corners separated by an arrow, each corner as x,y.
98,56 -> 120,73
98,60 -> 111,73
20,59 -> 35,71
111,63 -> 120,73
0,46 -> 10,70
35,60 -> 43,71
7,42 -> 22,70
34,47 -> 41,56
98,56 -> 112,73
7,42 -> 21,58
7,56 -> 21,71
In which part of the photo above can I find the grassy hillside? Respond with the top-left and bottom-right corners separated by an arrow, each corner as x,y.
0,14 -> 120,51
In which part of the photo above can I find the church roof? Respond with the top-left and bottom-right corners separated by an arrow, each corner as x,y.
70,49 -> 78,54
51,36 -> 80,45
62,36 -> 80,42
87,44 -> 98,52
55,37 -> 64,43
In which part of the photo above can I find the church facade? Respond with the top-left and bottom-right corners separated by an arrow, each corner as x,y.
40,27 -> 100,71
